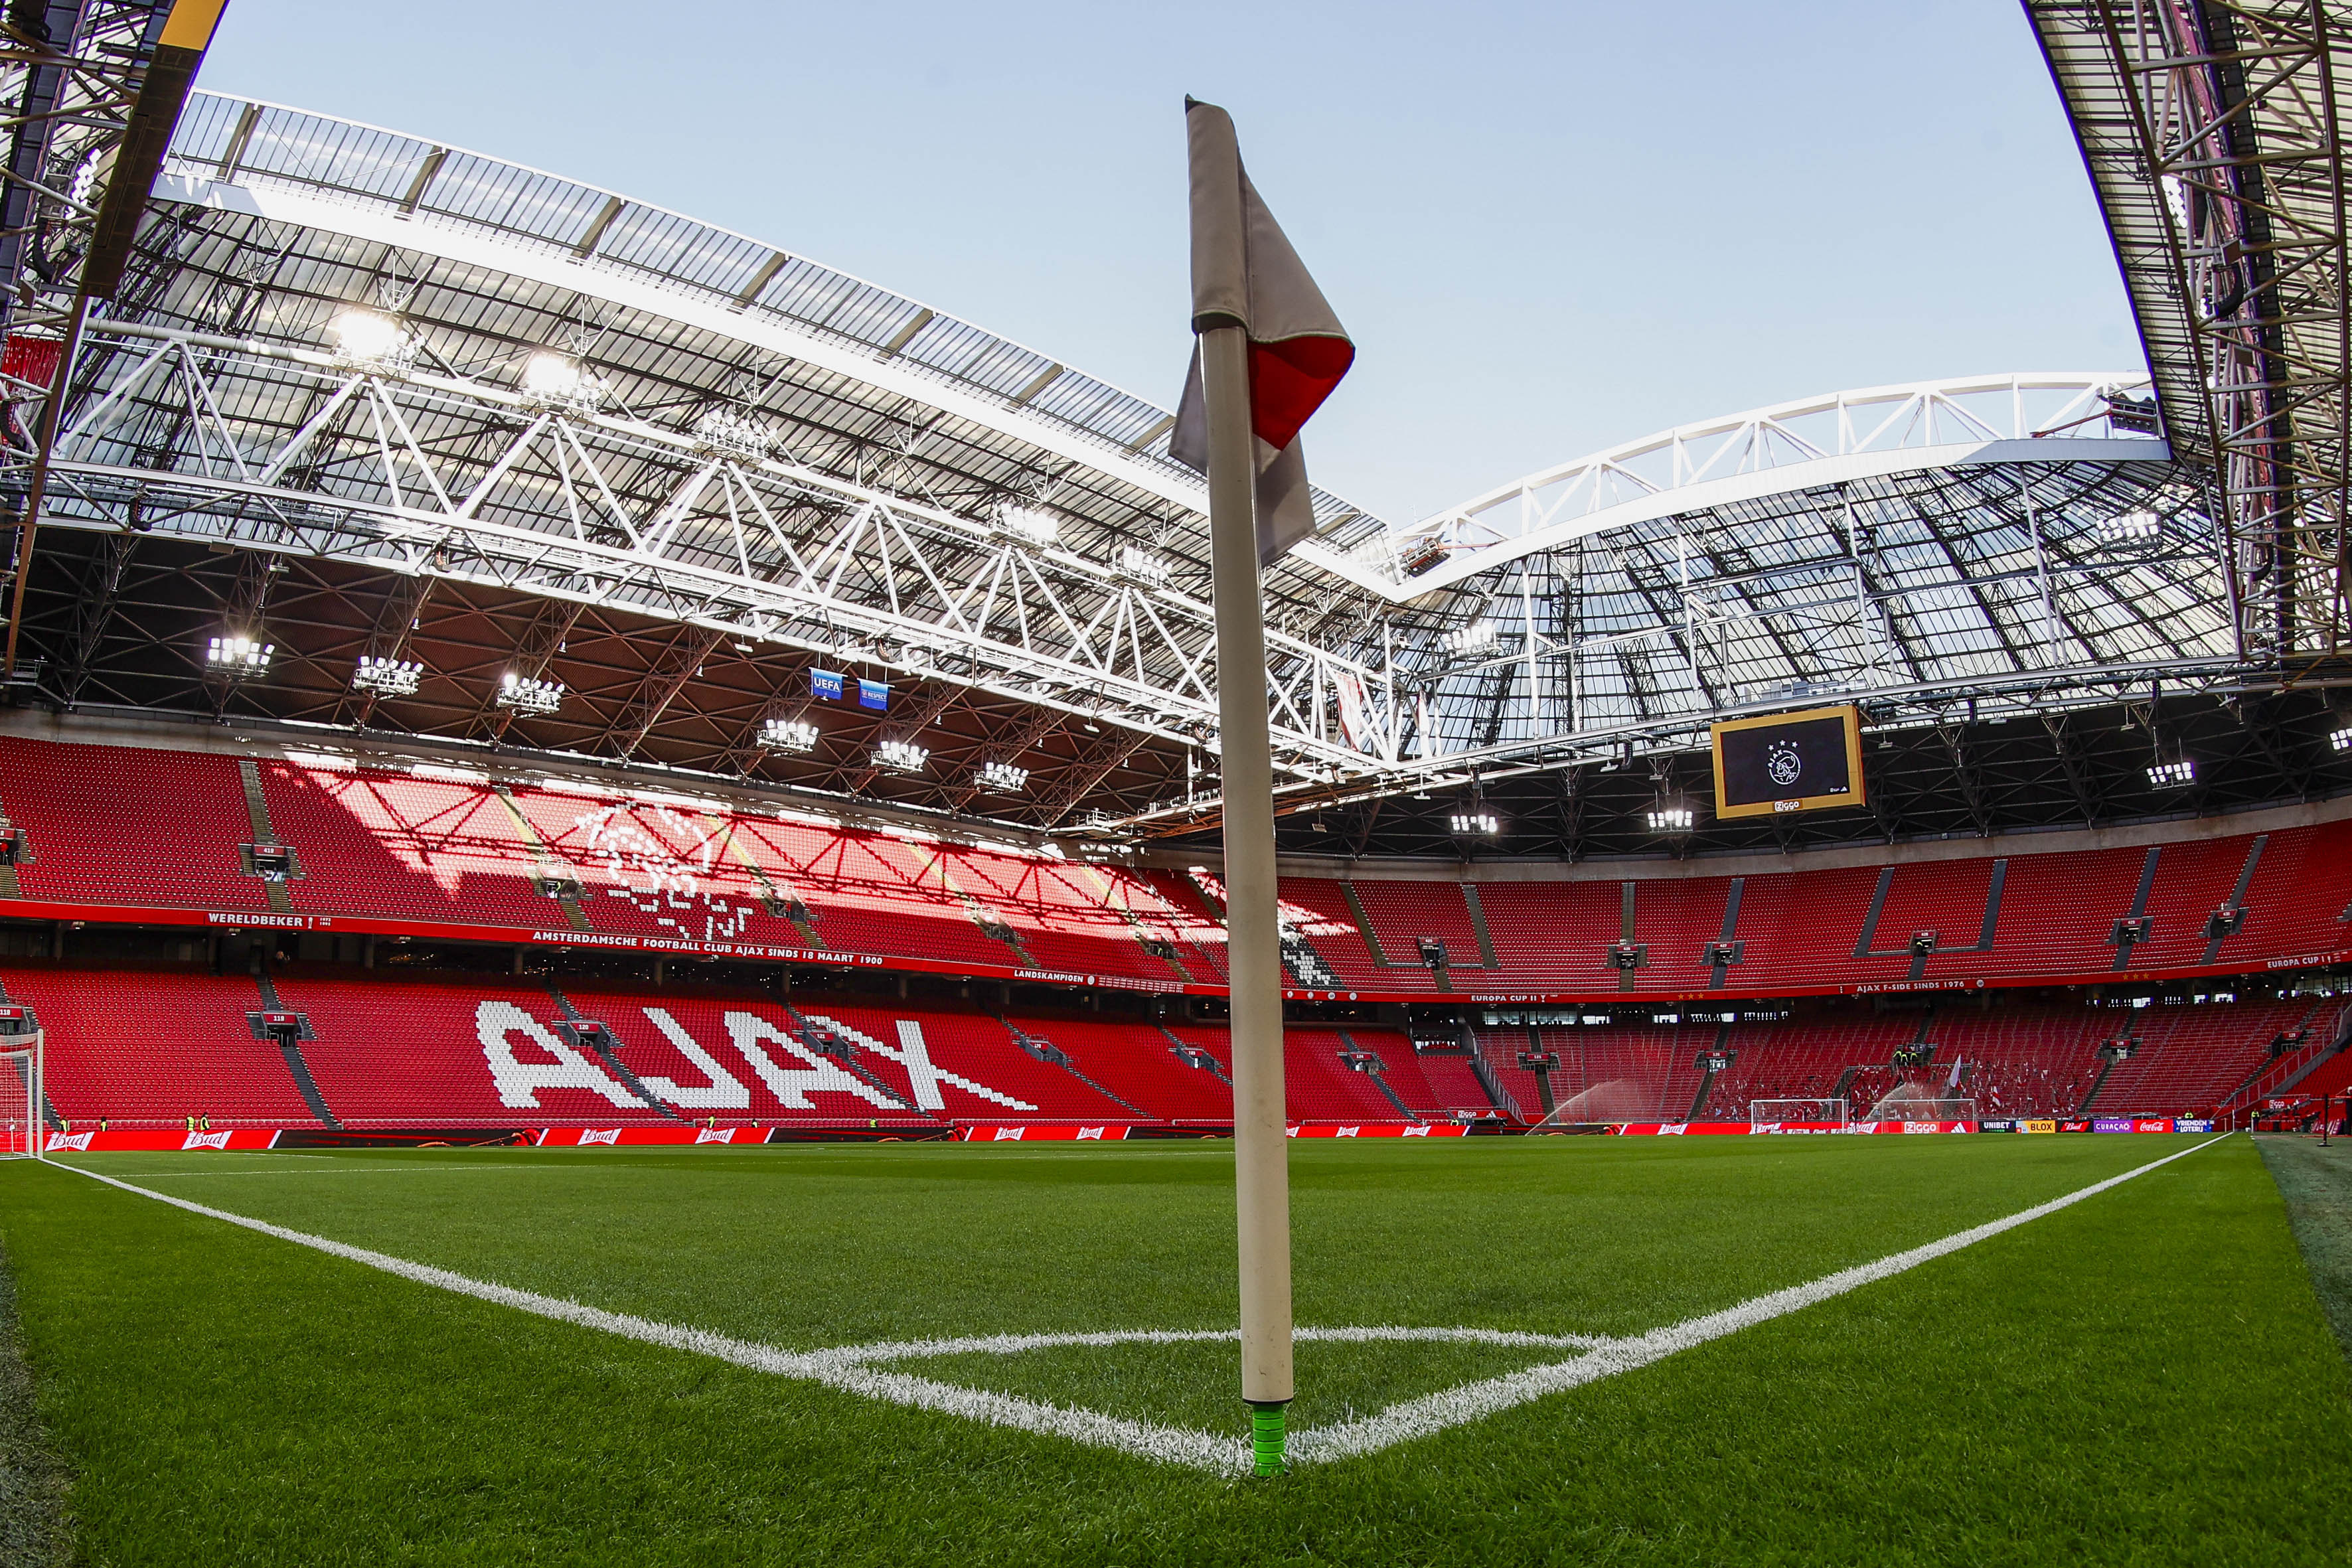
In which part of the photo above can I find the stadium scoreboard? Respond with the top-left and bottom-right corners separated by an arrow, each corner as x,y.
1710,704 -> 1867,819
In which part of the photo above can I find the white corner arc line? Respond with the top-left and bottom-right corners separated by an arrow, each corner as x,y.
50,1159 -> 1254,1472
48,1135 -> 2229,1474
1288,1133 -> 2231,1462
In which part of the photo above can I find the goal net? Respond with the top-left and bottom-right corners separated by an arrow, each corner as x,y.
1749,1097 -> 1848,1130
1859,1095 -> 1979,1125
1861,1076 -> 1980,1123
0,1040 -> 39,1158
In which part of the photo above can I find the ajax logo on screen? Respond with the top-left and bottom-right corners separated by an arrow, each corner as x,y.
1765,740 -> 1804,789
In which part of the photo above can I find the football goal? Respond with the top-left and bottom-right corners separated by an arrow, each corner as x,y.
1,1038 -> 41,1158
1749,1097 -> 1849,1130
1859,1096 -> 1980,1125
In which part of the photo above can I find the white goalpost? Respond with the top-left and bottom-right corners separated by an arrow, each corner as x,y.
1860,1096 -> 1980,1126
1749,1097 -> 1849,1131
1,1034 -> 41,1159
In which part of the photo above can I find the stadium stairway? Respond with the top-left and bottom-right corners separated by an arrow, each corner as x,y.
1156,1022 -> 1231,1080
2219,1002 -> 2352,1117
254,969 -> 341,1129
1463,1030 -> 1526,1123
998,1019 -> 1153,1119
1058,861 -> 1196,982
236,760 -> 299,915
1462,884 -> 1502,969
12,966 -> 320,1128
776,1000 -> 924,1114
0,777 -> 26,900
1348,879 -> 1488,982
2091,999 -> 2317,1115
698,811 -> 826,946
548,982 -> 685,1121
1337,882 -> 1391,968
489,785 -> 592,933
1685,1023 -> 1734,1121
1021,1017 -> 1227,1121
1407,1044 -> 1494,1120
1338,1029 -> 1425,1123
2283,1032 -> 2352,1105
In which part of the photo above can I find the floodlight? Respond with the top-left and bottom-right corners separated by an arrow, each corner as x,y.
992,502 -> 1058,544
758,718 -> 819,753
327,307 -> 412,369
1647,807 -> 1694,832
2099,509 -> 2162,544
1448,812 -> 1498,835
520,349 -> 603,409
1448,621 -> 1500,655
351,655 -> 423,696
205,634 -> 273,675
1116,544 -> 1172,587
975,759 -> 1030,792
496,671 -> 565,714
694,406 -> 774,460
2147,758 -> 2195,787
873,738 -> 929,774
2331,726 -> 2352,753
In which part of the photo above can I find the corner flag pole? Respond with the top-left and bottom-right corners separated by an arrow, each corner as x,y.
1173,97 -> 1354,1476
1199,320 -> 1294,1474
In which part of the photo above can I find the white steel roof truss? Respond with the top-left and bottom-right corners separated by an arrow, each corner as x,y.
29,326 -> 1378,771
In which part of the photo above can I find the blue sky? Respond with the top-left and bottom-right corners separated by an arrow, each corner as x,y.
198,1 -> 2138,525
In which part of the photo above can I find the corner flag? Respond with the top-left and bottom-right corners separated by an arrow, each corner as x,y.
1174,96 -> 1356,1480
1170,99 -> 1355,564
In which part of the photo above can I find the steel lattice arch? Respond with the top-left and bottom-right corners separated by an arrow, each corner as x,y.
0,87 -> 2341,860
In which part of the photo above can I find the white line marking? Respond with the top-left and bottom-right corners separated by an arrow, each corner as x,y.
46,1135 -> 2229,1474
826,1324 -> 1605,1366
104,1164 -> 550,1178
1290,1133 -> 2231,1462
51,1158 -> 1251,1470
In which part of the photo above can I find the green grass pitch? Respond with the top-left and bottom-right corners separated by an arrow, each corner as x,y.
1,1133 -> 2343,1565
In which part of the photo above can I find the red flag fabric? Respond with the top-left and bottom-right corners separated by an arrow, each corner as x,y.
1170,98 -> 1354,564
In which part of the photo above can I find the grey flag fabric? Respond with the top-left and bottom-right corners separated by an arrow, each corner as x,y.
1169,98 -> 1355,565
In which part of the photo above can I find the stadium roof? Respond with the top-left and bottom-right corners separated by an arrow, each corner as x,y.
0,70 -> 2343,860
2027,0 -> 2352,665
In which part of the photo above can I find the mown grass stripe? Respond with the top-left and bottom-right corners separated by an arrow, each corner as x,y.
49,1136 -> 2229,1474
1290,1133 -> 2231,1462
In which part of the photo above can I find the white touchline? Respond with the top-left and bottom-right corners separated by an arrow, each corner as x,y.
114,1164 -> 553,1178
50,1134 -> 2230,1476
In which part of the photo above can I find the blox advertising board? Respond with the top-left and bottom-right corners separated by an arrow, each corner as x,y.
1710,704 -> 1868,820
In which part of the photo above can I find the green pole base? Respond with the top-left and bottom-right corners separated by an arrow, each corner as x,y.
1248,1401 -> 1288,1478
